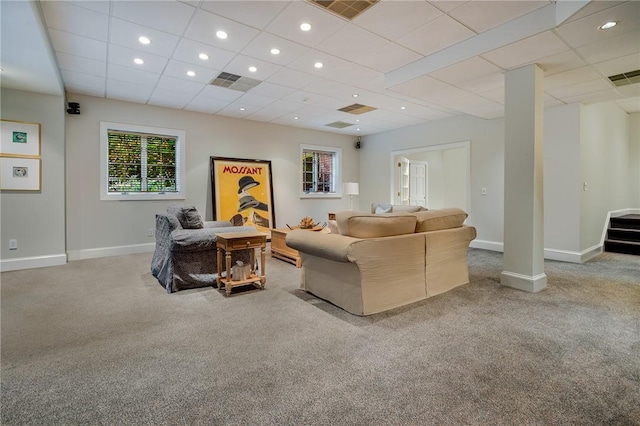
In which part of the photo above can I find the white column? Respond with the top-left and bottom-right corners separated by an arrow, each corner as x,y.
501,64 -> 547,292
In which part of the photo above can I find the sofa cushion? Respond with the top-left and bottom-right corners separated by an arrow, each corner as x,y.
336,212 -> 417,238
393,205 -> 427,213
414,208 -> 468,232
168,205 -> 204,229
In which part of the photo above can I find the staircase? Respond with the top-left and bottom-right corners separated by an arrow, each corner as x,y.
604,214 -> 640,255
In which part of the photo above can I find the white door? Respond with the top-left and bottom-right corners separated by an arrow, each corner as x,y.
409,161 -> 427,207
395,157 -> 410,205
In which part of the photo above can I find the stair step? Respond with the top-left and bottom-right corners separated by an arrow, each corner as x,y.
607,228 -> 640,243
604,239 -> 640,256
610,215 -> 640,230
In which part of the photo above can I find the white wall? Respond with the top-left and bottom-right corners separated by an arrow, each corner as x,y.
64,94 -> 357,259
580,101 -> 631,252
0,89 -> 66,270
443,148 -> 467,210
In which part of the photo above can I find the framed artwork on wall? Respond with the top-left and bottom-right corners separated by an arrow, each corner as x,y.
0,157 -> 41,191
210,156 -> 275,233
0,119 -> 41,157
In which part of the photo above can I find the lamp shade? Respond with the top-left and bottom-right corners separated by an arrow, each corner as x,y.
343,182 -> 359,195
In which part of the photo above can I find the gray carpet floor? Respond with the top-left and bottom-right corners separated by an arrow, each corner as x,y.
1,248 -> 639,425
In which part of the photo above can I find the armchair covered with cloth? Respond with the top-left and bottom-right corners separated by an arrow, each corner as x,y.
151,205 -> 255,293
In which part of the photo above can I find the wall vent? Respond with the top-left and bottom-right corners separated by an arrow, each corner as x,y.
308,0 -> 378,20
608,70 -> 640,87
325,121 -> 354,128
338,103 -> 377,115
210,72 -> 261,92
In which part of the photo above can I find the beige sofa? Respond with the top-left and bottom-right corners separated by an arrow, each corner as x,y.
285,208 -> 476,316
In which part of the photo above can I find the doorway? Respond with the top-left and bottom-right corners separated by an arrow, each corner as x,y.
391,141 -> 470,211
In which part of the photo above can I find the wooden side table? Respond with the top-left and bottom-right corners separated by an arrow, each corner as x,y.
270,228 -> 301,267
216,231 -> 267,296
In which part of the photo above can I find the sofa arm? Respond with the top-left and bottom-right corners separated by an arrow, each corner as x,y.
204,220 -> 233,228
286,230 -> 359,263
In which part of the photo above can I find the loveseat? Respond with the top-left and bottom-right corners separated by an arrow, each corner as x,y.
286,208 -> 476,315
151,205 -> 255,293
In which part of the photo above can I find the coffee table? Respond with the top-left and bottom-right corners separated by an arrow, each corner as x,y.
270,228 -> 301,267
216,231 -> 267,296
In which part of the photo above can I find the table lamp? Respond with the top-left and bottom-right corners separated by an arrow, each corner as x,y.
343,182 -> 359,210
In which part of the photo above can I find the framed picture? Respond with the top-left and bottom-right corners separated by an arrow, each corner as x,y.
210,157 -> 275,233
0,157 -> 41,191
1,119 -> 41,157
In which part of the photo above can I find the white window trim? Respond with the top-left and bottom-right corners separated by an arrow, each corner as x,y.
299,143 -> 342,199
100,121 -> 186,201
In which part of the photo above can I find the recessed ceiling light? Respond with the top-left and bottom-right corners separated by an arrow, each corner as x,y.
314,62 -> 323,69
352,94 -> 359,98
270,48 -> 280,55
138,36 -> 150,45
248,66 -> 257,73
133,58 -> 144,65
239,107 -> 246,111
400,106 -> 406,110
355,119 -> 360,122
300,22 -> 311,31
294,116 -> 299,120
598,21 -> 617,30
187,71 -> 196,77
216,30 -> 228,39
356,128 -> 361,131
199,53 -> 209,60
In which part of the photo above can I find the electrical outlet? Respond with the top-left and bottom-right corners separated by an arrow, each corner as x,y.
148,228 -> 154,237
481,188 -> 487,195
9,239 -> 17,250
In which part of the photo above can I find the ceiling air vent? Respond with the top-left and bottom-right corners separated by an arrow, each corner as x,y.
608,70 -> 640,87
210,72 -> 261,92
338,103 -> 377,115
308,0 -> 378,20
325,121 -> 354,129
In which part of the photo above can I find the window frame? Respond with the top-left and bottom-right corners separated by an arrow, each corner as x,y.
100,121 -> 186,201
299,144 -> 342,199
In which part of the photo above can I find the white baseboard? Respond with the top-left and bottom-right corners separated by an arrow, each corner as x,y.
501,271 -> 547,293
67,243 -> 155,261
470,239 -> 601,264
0,254 -> 67,272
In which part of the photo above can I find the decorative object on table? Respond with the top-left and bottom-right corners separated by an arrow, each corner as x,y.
1,119 -> 41,157
210,156 -> 275,234
0,157 -> 41,191
286,217 -> 327,231
343,182 -> 359,210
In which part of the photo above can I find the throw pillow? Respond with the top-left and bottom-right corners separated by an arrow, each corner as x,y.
327,220 -> 339,234
175,206 -> 204,229
374,204 -> 392,214
414,208 -> 467,232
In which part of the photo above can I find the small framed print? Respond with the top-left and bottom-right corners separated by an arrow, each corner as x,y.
1,119 -> 41,157
0,157 -> 41,191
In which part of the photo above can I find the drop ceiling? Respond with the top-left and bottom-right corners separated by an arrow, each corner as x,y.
2,0 -> 639,136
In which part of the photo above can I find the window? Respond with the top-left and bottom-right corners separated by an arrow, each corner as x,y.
300,144 -> 341,198
100,122 -> 185,200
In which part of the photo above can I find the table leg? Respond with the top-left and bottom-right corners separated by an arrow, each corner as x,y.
216,247 -> 222,287
225,250 -> 232,296
260,245 -> 266,289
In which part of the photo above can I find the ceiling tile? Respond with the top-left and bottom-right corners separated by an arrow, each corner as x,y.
317,24 -> 392,62
172,39 -> 236,70
56,52 -> 106,77
248,81 -> 297,99
107,63 -> 160,87
458,72 -> 504,94
108,45 -> 168,74
555,1 -> 640,48
562,0 -> 626,23
112,1 -> 196,35
264,1 -> 348,48
67,1 -> 110,15
353,1 -> 443,41
616,97 -> 640,113
245,108 -> 287,122
61,69 -> 105,89
288,50 -> 381,86
592,53 -> 640,78
562,88 -> 623,105
235,93 -> 278,108
397,15 -> 475,56
65,82 -> 106,98
148,88 -> 195,109
461,101 -> 505,120
265,67 -> 319,89
222,55 -> 282,81
481,31 -> 569,69
184,96 -> 228,114
163,59 -> 220,84
156,75 -> 206,95
109,18 -> 180,57
547,79 -> 614,99
538,50 -> 587,76
241,33 -> 310,66
352,42 -> 421,74
200,1 -> 289,30
198,85 -> 244,102
48,29 -> 107,61
41,1 -> 108,41
447,1 -> 548,34
106,79 -> 154,103
430,1 -> 468,14
388,75 -> 452,99
216,103 -> 254,119
616,84 -> 640,98
185,9 -> 260,52
544,66 -> 603,90
576,29 -> 640,64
